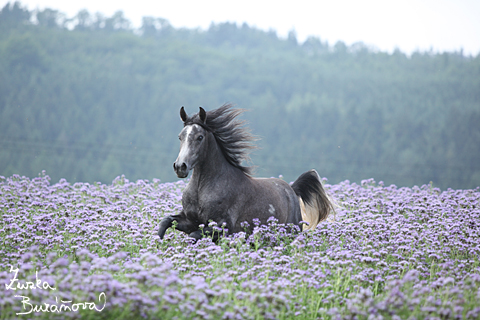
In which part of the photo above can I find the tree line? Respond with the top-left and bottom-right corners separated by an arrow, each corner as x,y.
1,1 -> 479,189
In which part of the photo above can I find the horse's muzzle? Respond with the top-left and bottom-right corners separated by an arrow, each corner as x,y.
173,161 -> 189,178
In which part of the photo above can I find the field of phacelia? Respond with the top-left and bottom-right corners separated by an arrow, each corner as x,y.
1,173 -> 479,320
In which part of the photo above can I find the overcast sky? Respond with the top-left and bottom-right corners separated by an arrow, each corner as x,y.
3,0 -> 480,55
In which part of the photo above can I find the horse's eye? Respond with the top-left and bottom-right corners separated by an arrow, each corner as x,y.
197,135 -> 204,141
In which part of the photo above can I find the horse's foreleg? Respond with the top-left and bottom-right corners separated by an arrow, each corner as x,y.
158,212 -> 200,239
189,227 -> 224,241
157,215 -> 175,239
188,230 -> 204,240
192,222 -> 229,242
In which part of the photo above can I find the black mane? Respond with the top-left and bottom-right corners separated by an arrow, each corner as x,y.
184,104 -> 256,175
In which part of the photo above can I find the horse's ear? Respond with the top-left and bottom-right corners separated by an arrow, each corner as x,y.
199,107 -> 207,124
180,106 -> 187,122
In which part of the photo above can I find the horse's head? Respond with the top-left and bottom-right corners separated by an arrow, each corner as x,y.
173,107 -> 208,178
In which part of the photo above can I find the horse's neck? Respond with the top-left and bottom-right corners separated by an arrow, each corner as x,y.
191,135 -> 235,187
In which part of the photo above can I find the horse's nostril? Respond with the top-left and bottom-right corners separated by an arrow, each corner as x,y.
174,162 -> 187,173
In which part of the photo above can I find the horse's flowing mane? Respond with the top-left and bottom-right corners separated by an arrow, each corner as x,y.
184,104 -> 256,175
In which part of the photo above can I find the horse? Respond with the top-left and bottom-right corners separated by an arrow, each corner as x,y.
157,104 -> 335,240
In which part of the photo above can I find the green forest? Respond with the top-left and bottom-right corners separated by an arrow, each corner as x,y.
1,1 -> 479,189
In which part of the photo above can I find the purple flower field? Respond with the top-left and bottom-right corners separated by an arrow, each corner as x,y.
1,173 -> 479,320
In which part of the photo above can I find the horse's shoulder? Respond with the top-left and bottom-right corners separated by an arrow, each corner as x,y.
182,181 -> 196,197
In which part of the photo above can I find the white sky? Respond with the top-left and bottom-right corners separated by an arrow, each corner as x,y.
3,0 -> 480,55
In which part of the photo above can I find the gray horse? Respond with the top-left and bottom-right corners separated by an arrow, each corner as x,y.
157,104 -> 335,240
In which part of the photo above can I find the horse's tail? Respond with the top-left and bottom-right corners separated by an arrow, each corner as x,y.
291,169 -> 336,230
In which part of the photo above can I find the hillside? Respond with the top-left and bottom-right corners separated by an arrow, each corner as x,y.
1,2 -> 479,188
